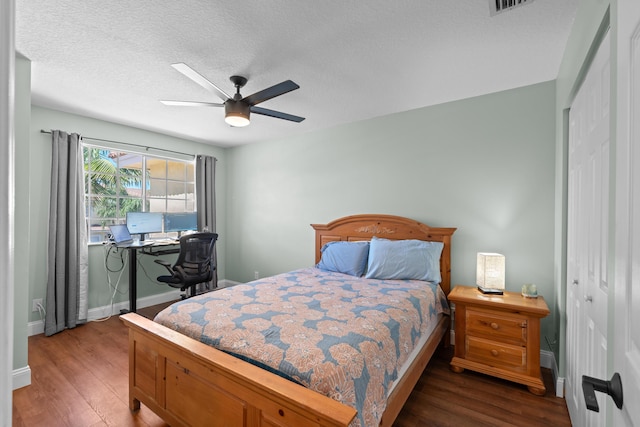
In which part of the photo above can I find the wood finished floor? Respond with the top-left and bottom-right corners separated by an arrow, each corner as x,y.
13,309 -> 571,427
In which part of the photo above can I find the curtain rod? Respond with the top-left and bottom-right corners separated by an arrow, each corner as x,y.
39,129 -> 215,160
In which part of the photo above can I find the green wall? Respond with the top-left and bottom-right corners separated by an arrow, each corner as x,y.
26,106 -> 228,323
225,81 -> 558,349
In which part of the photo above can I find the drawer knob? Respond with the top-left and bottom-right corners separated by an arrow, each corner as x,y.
491,349 -> 499,357
490,322 -> 499,330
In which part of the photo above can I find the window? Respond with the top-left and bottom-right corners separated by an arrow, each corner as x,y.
84,145 -> 195,243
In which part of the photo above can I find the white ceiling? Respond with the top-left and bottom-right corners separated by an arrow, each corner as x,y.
16,0 -> 578,148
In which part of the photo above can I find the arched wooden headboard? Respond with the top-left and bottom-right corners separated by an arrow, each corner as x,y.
311,214 -> 456,295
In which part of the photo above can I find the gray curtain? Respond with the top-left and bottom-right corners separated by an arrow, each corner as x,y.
196,155 -> 217,291
45,130 -> 89,336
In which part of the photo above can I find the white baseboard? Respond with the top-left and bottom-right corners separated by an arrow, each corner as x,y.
540,349 -> 564,397
540,349 -> 555,370
556,376 -> 565,398
540,350 -> 564,397
219,279 -> 241,288
12,366 -> 31,391
26,289 -> 184,337
87,289 -> 183,321
28,318 -> 44,337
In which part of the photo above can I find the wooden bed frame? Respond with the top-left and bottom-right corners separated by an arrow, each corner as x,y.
121,214 -> 456,427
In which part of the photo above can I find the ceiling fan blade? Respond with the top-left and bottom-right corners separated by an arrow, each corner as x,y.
161,100 -> 224,107
170,63 -> 231,101
243,80 -> 300,106
251,106 -> 305,123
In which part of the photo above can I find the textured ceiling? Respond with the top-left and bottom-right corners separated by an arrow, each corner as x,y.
16,1 -> 578,147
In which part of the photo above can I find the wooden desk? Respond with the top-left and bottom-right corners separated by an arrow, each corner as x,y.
120,241 -> 179,313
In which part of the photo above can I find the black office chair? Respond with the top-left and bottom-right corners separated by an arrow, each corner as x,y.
155,232 -> 218,298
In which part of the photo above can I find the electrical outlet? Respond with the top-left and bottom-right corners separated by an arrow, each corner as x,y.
32,298 -> 43,312
254,271 -> 259,280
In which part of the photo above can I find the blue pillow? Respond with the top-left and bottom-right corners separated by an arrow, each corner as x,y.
316,241 -> 370,277
365,237 -> 444,282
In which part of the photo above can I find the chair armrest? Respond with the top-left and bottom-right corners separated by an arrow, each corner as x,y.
154,259 -> 173,274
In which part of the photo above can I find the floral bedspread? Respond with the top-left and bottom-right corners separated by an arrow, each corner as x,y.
154,267 -> 449,427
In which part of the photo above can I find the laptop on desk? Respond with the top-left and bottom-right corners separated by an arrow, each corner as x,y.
109,224 -> 153,247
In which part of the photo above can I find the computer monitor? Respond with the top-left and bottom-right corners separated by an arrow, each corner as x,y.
164,212 -> 198,236
126,212 -> 163,241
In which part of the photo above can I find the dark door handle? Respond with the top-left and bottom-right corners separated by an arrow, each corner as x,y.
582,373 -> 623,412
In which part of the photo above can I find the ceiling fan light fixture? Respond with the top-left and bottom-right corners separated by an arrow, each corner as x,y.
224,101 -> 250,127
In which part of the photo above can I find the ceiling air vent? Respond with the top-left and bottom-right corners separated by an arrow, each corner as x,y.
490,0 -> 535,16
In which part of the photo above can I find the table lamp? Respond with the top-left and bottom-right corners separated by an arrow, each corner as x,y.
476,252 -> 505,295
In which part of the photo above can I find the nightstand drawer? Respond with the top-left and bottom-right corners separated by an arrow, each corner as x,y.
465,336 -> 526,371
466,308 -> 527,345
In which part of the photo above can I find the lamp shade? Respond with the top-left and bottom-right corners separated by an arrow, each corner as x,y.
476,252 -> 505,290
225,101 -> 250,127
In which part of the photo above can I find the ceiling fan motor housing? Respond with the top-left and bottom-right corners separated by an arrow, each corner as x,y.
225,100 -> 251,127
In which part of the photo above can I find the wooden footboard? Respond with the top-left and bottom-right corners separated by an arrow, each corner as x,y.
121,312 -> 448,427
121,313 -> 357,427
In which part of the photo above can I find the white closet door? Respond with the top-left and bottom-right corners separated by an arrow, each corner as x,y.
613,0 -> 640,425
566,31 -> 610,427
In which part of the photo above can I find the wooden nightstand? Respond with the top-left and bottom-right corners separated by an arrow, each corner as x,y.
448,285 -> 550,395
